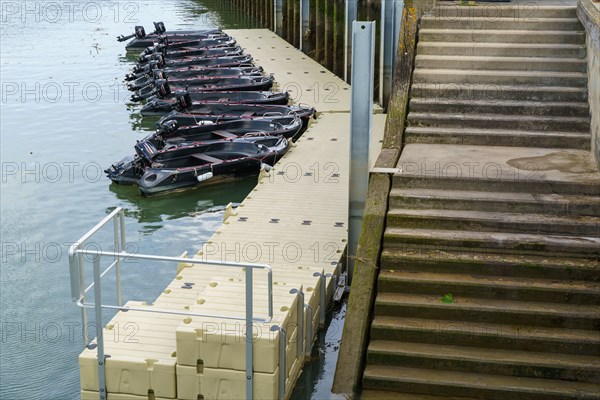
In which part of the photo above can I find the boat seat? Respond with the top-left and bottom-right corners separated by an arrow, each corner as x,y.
213,130 -> 237,139
241,111 -> 255,117
190,153 -> 222,163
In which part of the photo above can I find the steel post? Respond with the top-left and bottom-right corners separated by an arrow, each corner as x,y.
348,21 -> 375,282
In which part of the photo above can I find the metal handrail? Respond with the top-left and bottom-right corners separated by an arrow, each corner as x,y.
68,207 -> 276,400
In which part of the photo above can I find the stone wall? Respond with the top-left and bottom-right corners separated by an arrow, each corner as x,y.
578,0 -> 600,168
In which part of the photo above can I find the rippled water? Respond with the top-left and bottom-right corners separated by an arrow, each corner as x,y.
0,1 -> 348,399
0,2 -> 261,399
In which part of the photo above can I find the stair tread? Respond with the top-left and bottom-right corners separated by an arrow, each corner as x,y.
413,68 -> 587,78
408,112 -> 590,123
419,29 -> 585,36
418,42 -> 585,50
386,228 -> 600,252
363,365 -> 600,394
380,246 -> 600,269
378,270 -> 599,293
421,16 -> 581,23
409,98 -> 590,108
387,208 -> 600,226
395,144 -> 600,187
368,340 -> 600,369
361,390 -> 477,400
405,126 -> 590,137
416,55 -> 587,63
372,315 -> 600,343
412,82 -> 587,93
375,292 -> 600,316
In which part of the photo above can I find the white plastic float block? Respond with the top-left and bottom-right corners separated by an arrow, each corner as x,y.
176,329 -> 298,400
79,302 -> 179,398
177,365 -> 279,400
176,282 -> 298,373
81,390 -> 170,400
153,264 -> 249,308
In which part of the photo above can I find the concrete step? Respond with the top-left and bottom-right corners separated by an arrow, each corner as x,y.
388,188 -> 600,217
374,292 -> 600,330
367,341 -> 600,383
420,16 -> 583,31
429,4 -> 578,19
377,270 -> 600,304
405,126 -> 591,149
386,208 -> 600,236
379,248 -> 600,281
361,390 -> 476,400
384,228 -> 600,258
394,144 -> 600,196
418,29 -> 586,44
413,68 -> 588,86
415,55 -> 587,72
408,112 -> 590,132
411,83 -> 588,102
408,98 -> 590,117
362,366 -> 600,399
370,316 -> 600,356
417,42 -> 587,58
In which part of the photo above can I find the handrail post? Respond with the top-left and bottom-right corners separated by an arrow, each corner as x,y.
270,325 -> 287,400
289,289 -> 304,356
313,272 -> 331,328
79,252 -> 89,346
93,257 -> 107,400
113,216 -> 122,307
303,304 -> 313,360
245,266 -> 254,400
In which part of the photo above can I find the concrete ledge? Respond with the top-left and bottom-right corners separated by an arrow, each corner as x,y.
332,172 -> 391,394
578,0 -> 600,169
577,0 -> 600,51
333,3 -> 426,395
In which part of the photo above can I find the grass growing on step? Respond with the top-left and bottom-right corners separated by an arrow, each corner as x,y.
441,293 -> 454,304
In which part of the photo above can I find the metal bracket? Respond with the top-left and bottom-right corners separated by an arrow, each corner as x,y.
270,325 -> 287,400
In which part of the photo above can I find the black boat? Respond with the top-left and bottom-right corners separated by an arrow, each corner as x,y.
131,77 -> 274,102
139,37 -> 237,57
125,59 -> 257,81
118,22 -> 226,50
127,66 -> 264,91
144,116 -> 303,150
138,136 -> 289,195
131,54 -> 254,74
105,135 -> 284,186
137,46 -> 244,64
141,91 -> 290,114
156,102 -> 316,128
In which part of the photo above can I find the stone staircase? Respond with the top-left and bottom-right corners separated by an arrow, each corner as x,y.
361,3 -> 600,399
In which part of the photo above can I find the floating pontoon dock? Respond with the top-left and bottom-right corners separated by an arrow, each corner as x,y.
74,30 -> 385,400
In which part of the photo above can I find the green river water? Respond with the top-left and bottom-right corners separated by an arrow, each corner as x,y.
0,1 -> 346,399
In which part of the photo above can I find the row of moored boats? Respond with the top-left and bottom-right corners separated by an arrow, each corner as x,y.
106,22 -> 316,196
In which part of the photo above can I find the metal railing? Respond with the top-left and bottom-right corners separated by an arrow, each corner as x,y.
68,207 -> 283,400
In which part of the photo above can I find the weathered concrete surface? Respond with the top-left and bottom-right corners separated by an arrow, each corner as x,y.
578,0 -> 600,168
332,2 -> 427,395
360,2 -> 600,398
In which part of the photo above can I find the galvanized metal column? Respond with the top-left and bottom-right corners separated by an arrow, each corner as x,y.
348,21 -> 375,282
93,258 -> 107,400
299,0 -> 310,52
245,266 -> 254,399
344,0 -> 358,82
274,0 -> 283,36
380,0 -> 404,109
